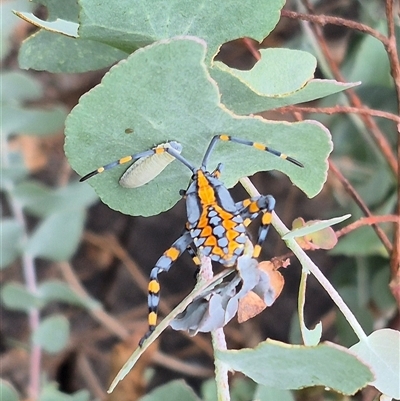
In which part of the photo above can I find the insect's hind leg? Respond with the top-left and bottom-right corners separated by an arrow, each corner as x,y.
235,195 -> 276,258
139,230 -> 193,346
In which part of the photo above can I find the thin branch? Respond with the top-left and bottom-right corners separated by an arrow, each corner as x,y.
281,9 -> 389,45
329,161 -> 393,254
295,0 -> 398,175
385,0 -> 400,306
58,261 -> 130,340
336,215 -> 399,238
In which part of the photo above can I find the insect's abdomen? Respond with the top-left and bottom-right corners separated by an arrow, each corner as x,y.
190,205 -> 247,266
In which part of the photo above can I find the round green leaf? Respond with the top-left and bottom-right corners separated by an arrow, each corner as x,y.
217,339 -> 373,395
1,282 -> 43,311
65,37 -> 332,217
0,219 -> 23,269
38,280 -> 100,309
350,329 -> 400,399
32,314 -> 70,353
25,210 -> 85,261
0,379 -> 19,401
1,71 -> 42,102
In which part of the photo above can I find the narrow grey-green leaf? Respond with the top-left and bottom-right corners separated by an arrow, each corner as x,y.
65,37 -> 332,217
282,214 -> 351,239
32,314 -> 70,353
0,379 -> 19,401
38,280 -> 100,309
139,380 -> 201,401
1,282 -> 43,311
79,0 -> 285,61
217,339 -> 373,395
25,210 -> 85,261
0,219 -> 23,268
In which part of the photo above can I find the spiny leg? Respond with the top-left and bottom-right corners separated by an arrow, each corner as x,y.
202,134 -> 304,168
235,195 -> 276,258
139,230 -> 193,346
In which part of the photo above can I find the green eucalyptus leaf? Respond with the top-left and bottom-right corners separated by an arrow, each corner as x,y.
38,280 -> 100,309
138,380 -> 201,401
65,37 -> 332,217
79,0 -> 285,61
253,385 -> 295,401
32,314 -> 70,353
0,380 -> 19,401
217,339 -> 373,394
13,180 -> 98,217
350,329 -> 400,399
25,210 -> 85,261
0,219 -> 24,269
1,282 -> 43,311
1,104 -> 67,136
1,0 -> 34,59
1,71 -> 42,102
39,382 -> 90,401
211,62 -> 359,114
19,30 -> 127,73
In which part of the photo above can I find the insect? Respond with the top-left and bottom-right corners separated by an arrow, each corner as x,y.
80,134 -> 303,345
119,141 -> 182,188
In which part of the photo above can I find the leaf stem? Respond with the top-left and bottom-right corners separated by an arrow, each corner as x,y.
240,177 -> 368,342
199,256 -> 231,401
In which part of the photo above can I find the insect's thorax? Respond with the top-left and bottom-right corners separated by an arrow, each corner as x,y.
186,169 -> 247,266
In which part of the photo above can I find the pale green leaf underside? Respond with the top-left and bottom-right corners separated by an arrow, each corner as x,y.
65,38 -> 332,217
14,11 -> 78,37
79,0 -> 285,60
350,329 -> 400,399
217,339 -> 373,395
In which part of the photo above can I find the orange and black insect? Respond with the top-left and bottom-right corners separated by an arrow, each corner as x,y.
80,134 -> 303,345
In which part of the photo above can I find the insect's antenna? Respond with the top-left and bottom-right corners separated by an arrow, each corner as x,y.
202,134 -> 304,168
80,143 -> 196,182
80,149 -> 158,182
201,135 -> 221,168
165,147 -> 196,173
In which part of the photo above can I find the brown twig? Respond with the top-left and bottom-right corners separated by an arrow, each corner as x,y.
336,215 -> 399,239
283,2 -> 398,176
280,9 -> 389,45
385,0 -> 400,306
275,105 -> 400,125
329,161 -> 393,254
58,261 -> 130,340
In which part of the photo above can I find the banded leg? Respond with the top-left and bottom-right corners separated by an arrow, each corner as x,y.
139,230 -> 193,346
235,195 -> 276,258
202,134 -> 304,168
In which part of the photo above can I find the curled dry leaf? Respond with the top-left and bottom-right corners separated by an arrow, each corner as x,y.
170,257 -> 287,334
